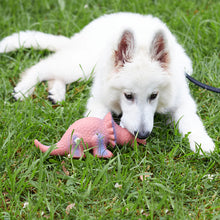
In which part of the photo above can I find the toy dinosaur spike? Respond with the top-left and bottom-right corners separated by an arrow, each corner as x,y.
34,112 -> 146,158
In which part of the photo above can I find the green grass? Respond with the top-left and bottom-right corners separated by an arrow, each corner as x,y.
0,0 -> 220,219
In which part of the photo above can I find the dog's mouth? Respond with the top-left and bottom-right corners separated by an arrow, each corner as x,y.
112,111 -> 151,140
134,131 -> 151,139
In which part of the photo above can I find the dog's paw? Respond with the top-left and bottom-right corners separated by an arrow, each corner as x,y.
0,37 -> 10,53
47,80 -> 66,104
12,84 -> 35,100
189,134 -> 215,155
47,90 -> 65,104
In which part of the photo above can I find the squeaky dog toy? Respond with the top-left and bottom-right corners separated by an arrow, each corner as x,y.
34,112 -> 146,158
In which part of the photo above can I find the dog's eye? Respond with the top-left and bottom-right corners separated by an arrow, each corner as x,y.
149,92 -> 158,101
124,93 -> 134,101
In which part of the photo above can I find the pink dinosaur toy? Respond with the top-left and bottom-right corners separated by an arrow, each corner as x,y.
34,112 -> 146,158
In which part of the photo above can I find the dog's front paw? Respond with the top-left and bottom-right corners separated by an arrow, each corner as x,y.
189,134 -> 215,154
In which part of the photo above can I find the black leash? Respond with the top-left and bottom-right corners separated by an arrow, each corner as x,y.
186,73 -> 220,93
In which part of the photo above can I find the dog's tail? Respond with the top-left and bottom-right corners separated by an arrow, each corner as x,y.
0,31 -> 71,53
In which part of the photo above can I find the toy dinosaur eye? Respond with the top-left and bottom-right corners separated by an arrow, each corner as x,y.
124,93 -> 134,101
149,92 -> 158,101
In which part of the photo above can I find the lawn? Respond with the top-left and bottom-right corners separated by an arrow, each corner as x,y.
0,0 -> 220,219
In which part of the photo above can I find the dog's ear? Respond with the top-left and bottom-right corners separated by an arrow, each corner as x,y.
150,31 -> 169,69
114,30 -> 135,69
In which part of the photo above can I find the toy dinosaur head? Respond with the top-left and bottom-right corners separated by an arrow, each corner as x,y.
103,112 -> 146,147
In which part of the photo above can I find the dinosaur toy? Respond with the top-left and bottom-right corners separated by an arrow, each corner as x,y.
34,112 -> 146,158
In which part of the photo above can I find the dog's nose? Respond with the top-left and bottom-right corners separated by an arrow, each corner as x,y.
134,131 -> 150,139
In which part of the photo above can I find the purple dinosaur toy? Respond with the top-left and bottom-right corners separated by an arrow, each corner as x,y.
34,112 -> 146,158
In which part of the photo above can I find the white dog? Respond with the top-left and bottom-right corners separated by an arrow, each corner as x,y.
0,12 -> 215,153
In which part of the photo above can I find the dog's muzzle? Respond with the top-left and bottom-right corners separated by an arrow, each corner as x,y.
134,131 -> 150,139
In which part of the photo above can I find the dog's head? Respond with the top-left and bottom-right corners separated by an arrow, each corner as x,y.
110,29 -> 171,139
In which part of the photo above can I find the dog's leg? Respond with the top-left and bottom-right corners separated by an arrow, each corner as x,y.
172,95 -> 215,154
12,50 -> 88,101
48,79 -> 66,103
13,64 -> 41,100
13,57 -> 55,100
85,97 -> 109,118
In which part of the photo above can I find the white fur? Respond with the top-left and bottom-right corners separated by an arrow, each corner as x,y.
0,12 -> 215,154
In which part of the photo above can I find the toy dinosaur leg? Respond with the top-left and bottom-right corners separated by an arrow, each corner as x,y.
69,136 -> 85,158
93,133 -> 113,158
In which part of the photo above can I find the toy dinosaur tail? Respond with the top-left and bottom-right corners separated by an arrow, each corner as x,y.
34,139 -> 69,155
